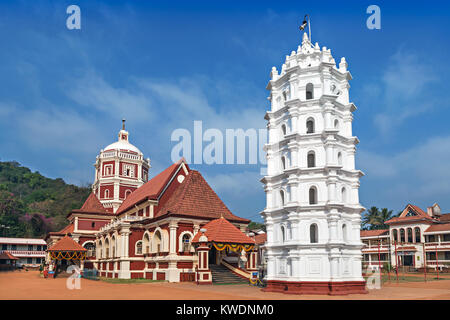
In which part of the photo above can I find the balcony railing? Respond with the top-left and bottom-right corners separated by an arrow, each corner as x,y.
0,250 -> 46,257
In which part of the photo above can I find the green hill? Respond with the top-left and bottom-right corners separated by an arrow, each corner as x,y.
0,161 -> 91,238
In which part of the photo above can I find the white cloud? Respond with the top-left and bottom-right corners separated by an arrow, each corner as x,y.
359,135 -> 450,202
372,50 -> 438,135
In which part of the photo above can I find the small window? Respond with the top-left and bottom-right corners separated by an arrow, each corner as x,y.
341,187 -> 347,203
407,228 -> 413,243
91,222 -> 95,228
281,157 -> 286,170
310,224 -> 318,243
280,190 -> 285,206
2,244 -> 7,250
281,124 -> 287,136
125,190 -> 132,199
342,224 -> 348,242
27,258 -> 32,264
415,227 -> 421,243
334,119 -> 340,130
307,152 -> 315,168
400,229 -> 405,243
28,245 -> 33,251
136,241 -> 143,255
306,83 -> 314,100
11,244 -> 16,250
182,234 -> 191,252
306,118 -> 315,134
338,152 -> 343,166
280,226 -> 285,243
104,189 -> 110,199
309,187 -> 317,205
36,258 -> 41,264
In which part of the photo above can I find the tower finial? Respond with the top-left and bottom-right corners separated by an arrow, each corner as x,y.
122,118 -> 126,131
299,14 -> 311,44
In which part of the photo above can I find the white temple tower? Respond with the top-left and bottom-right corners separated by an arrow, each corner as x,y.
261,31 -> 367,295
92,120 -> 150,213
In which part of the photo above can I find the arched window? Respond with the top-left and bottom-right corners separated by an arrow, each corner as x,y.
143,233 -> 150,254
105,238 -> 109,258
153,230 -> 162,253
83,242 -> 96,258
341,187 -> 347,203
125,190 -> 132,199
135,240 -> 143,255
306,83 -> 314,100
338,152 -> 343,166
400,229 -> 405,243
282,90 -> 287,101
407,228 -> 413,243
310,224 -> 318,243
281,124 -> 287,136
111,236 -> 116,258
309,187 -> 317,205
104,189 -> 109,199
306,118 -> 315,134
342,224 -> 348,242
280,190 -> 285,207
392,229 -> 398,243
415,227 -> 421,243
334,119 -> 340,130
182,234 -> 191,252
281,156 -> 286,170
307,151 -> 315,168
280,226 -> 285,243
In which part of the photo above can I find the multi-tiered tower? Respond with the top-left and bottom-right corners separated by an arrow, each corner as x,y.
92,120 -> 150,213
261,31 -> 366,295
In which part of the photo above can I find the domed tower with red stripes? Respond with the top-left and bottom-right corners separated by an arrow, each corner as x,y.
92,120 -> 150,213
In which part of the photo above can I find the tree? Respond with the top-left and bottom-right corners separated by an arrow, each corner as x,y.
361,206 -> 393,230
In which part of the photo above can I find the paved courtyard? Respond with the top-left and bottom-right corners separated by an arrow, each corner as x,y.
1,270 -> 449,300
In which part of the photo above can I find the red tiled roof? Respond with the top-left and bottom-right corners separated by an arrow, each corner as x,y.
155,170 -> 249,223
71,192 -> 110,215
116,160 -> 184,214
440,213 -> 450,222
0,251 -> 19,260
424,223 -> 450,233
385,204 -> 434,224
360,229 -> 389,238
254,233 -> 267,245
192,218 -> 255,244
59,224 -> 74,234
47,235 -> 87,252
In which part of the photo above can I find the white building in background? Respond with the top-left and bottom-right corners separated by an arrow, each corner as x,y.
361,203 -> 450,271
0,237 -> 47,268
261,31 -> 366,295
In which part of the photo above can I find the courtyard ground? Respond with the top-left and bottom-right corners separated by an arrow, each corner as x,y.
1,270 -> 449,300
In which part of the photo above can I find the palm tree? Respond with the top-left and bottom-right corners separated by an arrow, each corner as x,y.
362,206 -> 380,230
377,208 -> 393,229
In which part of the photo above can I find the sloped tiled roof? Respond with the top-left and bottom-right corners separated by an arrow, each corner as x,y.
439,213 -> 450,222
47,235 -> 86,252
155,170 -> 249,223
116,160 -> 184,214
424,223 -> 450,233
0,251 -> 19,260
385,204 -> 434,224
360,229 -> 390,238
254,233 -> 267,245
58,223 -> 74,234
192,218 -> 255,244
70,192 -> 111,215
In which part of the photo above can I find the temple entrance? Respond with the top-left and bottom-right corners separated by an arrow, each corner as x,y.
208,247 -> 218,265
403,255 -> 413,267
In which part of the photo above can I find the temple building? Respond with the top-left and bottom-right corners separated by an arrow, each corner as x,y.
44,122 -> 258,283
261,29 -> 366,294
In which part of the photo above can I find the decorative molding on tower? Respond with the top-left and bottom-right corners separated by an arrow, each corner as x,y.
261,26 -> 366,295
92,121 -> 150,213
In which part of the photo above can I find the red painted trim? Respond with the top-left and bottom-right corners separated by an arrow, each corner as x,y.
263,280 -> 367,295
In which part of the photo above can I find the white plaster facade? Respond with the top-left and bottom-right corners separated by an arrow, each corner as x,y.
261,32 -> 365,283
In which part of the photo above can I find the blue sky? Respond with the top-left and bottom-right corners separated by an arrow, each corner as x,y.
1,0 -> 450,222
